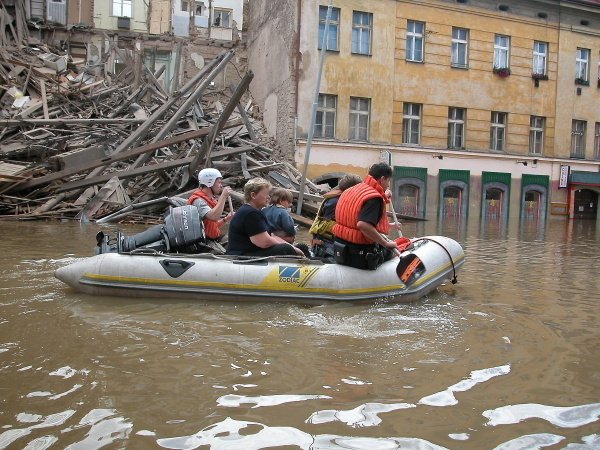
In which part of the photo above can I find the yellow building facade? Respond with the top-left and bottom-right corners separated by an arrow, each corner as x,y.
277,0 -> 600,221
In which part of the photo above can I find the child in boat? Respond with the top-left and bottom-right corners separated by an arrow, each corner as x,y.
262,187 -> 296,244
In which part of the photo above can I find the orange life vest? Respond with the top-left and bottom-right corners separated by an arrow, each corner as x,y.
187,189 -> 221,239
332,175 -> 389,244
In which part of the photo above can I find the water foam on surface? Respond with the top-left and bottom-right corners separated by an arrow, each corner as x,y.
483,403 -> 600,428
419,364 -> 511,406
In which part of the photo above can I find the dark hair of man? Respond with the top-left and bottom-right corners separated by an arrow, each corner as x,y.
368,162 -> 393,180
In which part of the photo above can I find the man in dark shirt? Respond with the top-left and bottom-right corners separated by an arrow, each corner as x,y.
332,163 -> 399,269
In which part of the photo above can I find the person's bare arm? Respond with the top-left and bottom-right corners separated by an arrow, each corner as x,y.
204,187 -> 232,221
250,231 -> 285,248
250,232 -> 304,256
357,221 -> 398,249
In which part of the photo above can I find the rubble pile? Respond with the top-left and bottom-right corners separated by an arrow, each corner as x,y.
0,44 -> 326,223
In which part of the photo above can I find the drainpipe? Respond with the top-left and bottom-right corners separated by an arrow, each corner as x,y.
296,1 -> 332,215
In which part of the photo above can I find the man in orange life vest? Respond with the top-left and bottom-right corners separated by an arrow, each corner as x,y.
187,168 -> 233,246
332,162 -> 400,270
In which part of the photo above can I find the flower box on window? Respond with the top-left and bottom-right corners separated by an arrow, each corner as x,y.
575,77 -> 589,86
493,66 -> 511,77
531,72 -> 548,81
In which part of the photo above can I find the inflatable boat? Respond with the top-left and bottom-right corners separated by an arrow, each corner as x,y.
55,235 -> 464,303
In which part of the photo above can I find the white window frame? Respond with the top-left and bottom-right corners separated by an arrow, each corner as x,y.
575,48 -> 590,82
571,120 -> 586,158
533,41 -> 548,75
402,103 -> 421,145
490,111 -> 506,151
451,27 -> 469,68
494,34 -> 510,69
213,8 -> 231,27
348,96 -> 370,141
448,107 -> 465,149
529,116 -> 544,155
406,20 -> 424,62
318,5 -> 340,51
315,94 -> 337,139
112,0 -> 132,17
594,123 -> 600,160
351,11 -> 372,55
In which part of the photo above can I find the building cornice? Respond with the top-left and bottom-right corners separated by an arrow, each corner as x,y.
296,139 -> 600,169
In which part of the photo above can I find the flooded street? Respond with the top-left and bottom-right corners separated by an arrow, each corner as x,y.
0,218 -> 599,449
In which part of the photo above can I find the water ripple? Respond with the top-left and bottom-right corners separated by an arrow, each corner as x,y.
483,402 -> 600,428
419,364 -> 511,406
156,417 -> 448,450
0,409 -> 75,448
491,433 -> 564,450
217,393 -> 330,408
306,402 -> 416,428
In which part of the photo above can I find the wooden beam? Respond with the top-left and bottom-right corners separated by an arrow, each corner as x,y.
55,145 -> 256,193
0,118 -> 147,127
189,70 -> 254,174
56,157 -> 196,193
39,80 -> 49,119
11,118 -> 244,192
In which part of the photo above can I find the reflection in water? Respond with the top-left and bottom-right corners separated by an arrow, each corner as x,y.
0,218 -> 599,449
0,409 -> 132,450
307,402 -> 416,427
156,417 -> 449,450
483,403 -> 600,428
217,393 -> 330,408
419,364 -> 511,406
492,433 -> 564,450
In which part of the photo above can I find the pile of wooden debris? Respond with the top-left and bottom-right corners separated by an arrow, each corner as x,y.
0,45 -> 327,224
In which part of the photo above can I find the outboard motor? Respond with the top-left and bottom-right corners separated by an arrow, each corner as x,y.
120,224 -> 167,252
96,205 -> 208,254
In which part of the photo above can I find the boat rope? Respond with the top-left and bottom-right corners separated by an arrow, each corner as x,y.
210,254 -> 306,264
411,238 -> 458,284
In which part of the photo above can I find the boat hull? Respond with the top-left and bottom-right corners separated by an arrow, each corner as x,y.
55,236 -> 464,303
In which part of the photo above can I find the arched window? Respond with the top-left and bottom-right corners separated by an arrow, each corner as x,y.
398,184 -> 419,216
484,188 -> 503,218
442,186 -> 462,217
523,190 -> 542,218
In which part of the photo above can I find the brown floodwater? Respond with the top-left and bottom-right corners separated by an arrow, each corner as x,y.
0,217 -> 599,450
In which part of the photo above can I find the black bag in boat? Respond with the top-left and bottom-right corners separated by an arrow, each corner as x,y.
333,240 -> 386,270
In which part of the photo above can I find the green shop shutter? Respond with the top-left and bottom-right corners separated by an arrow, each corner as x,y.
521,174 -> 549,188
571,171 -> 600,185
439,169 -> 470,185
482,171 -> 511,186
394,166 -> 427,182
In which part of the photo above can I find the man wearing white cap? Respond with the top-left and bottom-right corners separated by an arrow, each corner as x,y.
187,168 -> 233,246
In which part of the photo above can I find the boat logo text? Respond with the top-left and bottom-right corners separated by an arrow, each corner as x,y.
279,266 -> 301,283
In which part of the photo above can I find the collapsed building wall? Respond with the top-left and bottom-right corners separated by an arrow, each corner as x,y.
246,0 -> 297,159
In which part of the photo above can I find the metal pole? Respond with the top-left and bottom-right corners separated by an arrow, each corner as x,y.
295,2 -> 332,215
